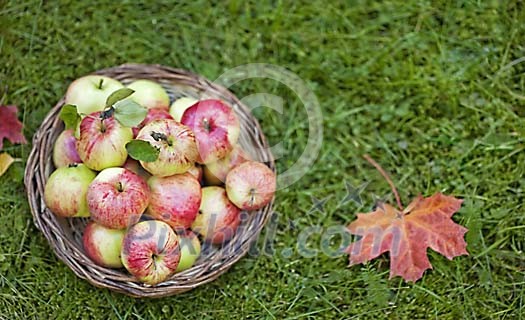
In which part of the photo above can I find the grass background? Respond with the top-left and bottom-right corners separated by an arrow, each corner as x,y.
1,0 -> 525,318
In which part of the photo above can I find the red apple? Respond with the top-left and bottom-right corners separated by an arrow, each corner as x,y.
135,119 -> 199,177
175,230 -> 201,272
127,79 -> 170,110
203,145 -> 250,185
147,173 -> 201,229
132,108 -> 173,137
83,221 -> 125,268
121,220 -> 181,285
87,168 -> 150,229
191,186 -> 241,245
225,161 -> 276,211
77,112 -> 133,171
44,164 -> 96,217
180,99 -> 240,164
53,129 -> 82,168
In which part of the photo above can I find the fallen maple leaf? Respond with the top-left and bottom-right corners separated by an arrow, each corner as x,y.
346,155 -> 468,282
0,105 -> 27,177
0,153 -> 15,177
0,105 -> 27,150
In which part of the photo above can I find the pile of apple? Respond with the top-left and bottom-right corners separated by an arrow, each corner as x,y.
43,75 -> 276,285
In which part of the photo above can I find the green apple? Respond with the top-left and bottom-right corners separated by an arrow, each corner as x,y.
127,79 -> 170,110
83,221 -> 125,268
175,230 -> 201,272
65,75 -> 124,115
169,97 -> 198,122
44,164 -> 96,217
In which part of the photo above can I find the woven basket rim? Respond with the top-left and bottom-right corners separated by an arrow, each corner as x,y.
24,63 -> 275,298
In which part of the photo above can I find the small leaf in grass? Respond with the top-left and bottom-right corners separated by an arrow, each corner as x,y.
59,104 -> 81,131
126,140 -> 159,162
105,88 -> 135,108
0,153 -> 15,177
113,100 -> 147,127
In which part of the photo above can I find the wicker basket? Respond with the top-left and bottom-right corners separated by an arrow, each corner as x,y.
24,64 -> 275,298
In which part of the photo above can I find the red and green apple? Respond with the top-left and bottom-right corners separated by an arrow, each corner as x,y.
83,221 -> 126,268
147,173 -> 202,230
77,111 -> 133,171
121,220 -> 181,285
192,186 -> 241,245
44,164 -> 96,217
53,129 -> 82,168
180,99 -> 240,164
135,119 -> 198,177
225,161 -> 276,211
87,167 -> 150,229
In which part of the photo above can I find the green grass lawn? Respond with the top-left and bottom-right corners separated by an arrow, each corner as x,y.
1,0 -> 525,318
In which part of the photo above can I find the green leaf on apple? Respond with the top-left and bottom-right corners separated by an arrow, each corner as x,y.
126,140 -> 159,162
59,104 -> 81,131
113,100 -> 148,127
105,88 -> 135,108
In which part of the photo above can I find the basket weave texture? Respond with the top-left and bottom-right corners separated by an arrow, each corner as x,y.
24,64 -> 275,298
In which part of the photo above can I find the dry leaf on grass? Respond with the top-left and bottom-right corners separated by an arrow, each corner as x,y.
0,105 -> 26,177
346,155 -> 468,282
346,193 -> 468,281
0,153 -> 15,177
0,105 -> 27,150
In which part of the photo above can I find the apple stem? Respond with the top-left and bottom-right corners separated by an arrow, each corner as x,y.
98,78 -> 104,89
67,163 -> 78,168
151,132 -> 172,146
203,118 -> 211,132
100,107 -> 115,120
249,188 -> 256,205
363,154 -> 403,210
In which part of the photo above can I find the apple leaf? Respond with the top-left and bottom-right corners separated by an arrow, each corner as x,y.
0,105 -> 27,150
0,152 -> 15,177
126,140 -> 159,162
105,88 -> 135,108
346,193 -> 468,282
113,100 -> 147,127
59,104 -> 81,131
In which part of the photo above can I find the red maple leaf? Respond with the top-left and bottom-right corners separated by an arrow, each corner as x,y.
0,105 -> 27,150
346,155 -> 468,282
